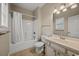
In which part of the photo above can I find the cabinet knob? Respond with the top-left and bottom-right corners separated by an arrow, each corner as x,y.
72,54 -> 75,56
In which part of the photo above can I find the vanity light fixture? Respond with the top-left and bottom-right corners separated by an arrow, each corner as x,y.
71,4 -> 77,9
53,3 -> 77,14
62,8 -> 67,12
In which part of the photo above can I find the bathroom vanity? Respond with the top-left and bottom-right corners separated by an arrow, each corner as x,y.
41,35 -> 79,56
44,3 -> 79,56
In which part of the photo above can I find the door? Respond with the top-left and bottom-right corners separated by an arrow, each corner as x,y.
45,45 -> 55,56
22,19 -> 33,41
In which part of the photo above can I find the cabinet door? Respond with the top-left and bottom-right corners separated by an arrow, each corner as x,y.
55,50 -> 66,56
67,50 -> 79,56
45,45 -> 55,56
50,43 -> 66,56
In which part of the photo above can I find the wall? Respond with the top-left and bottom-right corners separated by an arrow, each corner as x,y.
33,7 -> 42,40
40,3 -> 60,36
0,33 -> 10,56
10,4 -> 33,20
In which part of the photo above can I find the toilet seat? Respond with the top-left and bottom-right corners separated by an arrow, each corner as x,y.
34,42 -> 44,47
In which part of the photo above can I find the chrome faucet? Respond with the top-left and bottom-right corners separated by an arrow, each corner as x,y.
64,32 -> 70,36
60,32 -> 70,40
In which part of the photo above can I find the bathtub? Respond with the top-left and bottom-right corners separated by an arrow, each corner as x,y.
9,40 -> 36,54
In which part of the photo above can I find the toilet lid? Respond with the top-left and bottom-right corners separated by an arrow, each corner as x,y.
35,42 -> 44,47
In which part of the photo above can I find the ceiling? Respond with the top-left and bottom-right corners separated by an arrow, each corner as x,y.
13,3 -> 45,11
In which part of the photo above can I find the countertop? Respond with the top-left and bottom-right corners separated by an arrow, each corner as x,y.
42,35 -> 79,54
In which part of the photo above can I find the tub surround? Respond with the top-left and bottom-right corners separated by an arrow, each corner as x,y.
10,48 -> 44,56
41,35 -> 79,55
10,40 -> 36,54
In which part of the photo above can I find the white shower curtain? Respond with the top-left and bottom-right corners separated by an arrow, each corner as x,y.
11,12 -> 24,44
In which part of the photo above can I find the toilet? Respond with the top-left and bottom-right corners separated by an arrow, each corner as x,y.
34,42 -> 44,54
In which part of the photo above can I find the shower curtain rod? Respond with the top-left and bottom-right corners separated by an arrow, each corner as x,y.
10,10 -> 36,18
22,13 -> 36,18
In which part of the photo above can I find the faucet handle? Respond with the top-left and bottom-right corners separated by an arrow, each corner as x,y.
68,32 -> 70,33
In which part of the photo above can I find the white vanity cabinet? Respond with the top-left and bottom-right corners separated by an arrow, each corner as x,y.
45,41 -> 79,56
41,36 -> 79,56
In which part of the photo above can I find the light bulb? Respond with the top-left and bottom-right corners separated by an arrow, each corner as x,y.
56,11 -> 60,14
63,8 -> 67,12
69,3 -> 74,6
71,4 -> 77,9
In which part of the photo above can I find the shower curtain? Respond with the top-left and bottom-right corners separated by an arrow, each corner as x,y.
11,12 -> 24,44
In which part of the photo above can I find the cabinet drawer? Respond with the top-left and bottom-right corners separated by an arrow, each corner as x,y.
67,50 -> 79,56
55,50 -> 66,56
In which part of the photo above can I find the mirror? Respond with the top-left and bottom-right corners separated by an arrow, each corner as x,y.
55,17 -> 64,31
68,15 -> 79,38
53,3 -> 79,38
